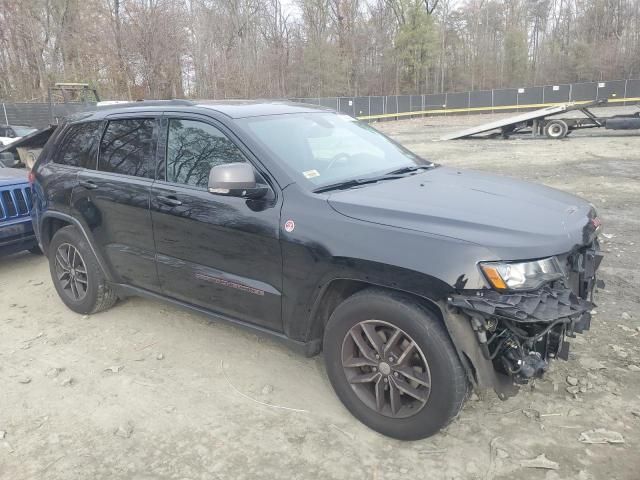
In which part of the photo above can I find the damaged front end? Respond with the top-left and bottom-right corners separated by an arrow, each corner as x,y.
448,242 -> 603,389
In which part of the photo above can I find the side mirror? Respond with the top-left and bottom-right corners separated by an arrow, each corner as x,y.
208,162 -> 268,199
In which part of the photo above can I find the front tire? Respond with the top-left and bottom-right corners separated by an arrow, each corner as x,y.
323,289 -> 468,440
48,226 -> 117,314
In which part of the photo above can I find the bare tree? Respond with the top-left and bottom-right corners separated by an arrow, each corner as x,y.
0,0 -> 639,101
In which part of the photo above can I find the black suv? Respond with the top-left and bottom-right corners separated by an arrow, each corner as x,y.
31,100 -> 602,440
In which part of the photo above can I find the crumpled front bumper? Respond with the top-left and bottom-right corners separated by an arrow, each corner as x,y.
449,285 -> 592,324
446,243 -> 603,392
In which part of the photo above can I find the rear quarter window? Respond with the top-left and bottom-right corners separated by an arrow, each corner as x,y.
53,121 -> 103,168
98,118 -> 155,178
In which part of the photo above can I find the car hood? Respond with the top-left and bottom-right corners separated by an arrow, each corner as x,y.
0,167 -> 28,186
327,166 -> 595,260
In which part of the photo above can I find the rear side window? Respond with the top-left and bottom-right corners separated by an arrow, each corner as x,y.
53,122 -> 102,168
165,119 -> 247,188
98,119 -> 155,178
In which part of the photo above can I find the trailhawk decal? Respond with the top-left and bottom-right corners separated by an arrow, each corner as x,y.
195,273 -> 265,296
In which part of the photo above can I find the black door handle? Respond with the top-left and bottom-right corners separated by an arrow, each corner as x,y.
79,180 -> 98,190
157,195 -> 182,207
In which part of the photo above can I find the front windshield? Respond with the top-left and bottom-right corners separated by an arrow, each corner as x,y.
240,113 -> 429,188
12,126 -> 36,136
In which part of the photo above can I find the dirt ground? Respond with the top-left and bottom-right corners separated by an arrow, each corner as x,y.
1,105 -> 639,480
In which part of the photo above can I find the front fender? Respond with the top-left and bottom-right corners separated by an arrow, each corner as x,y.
297,264 -> 515,396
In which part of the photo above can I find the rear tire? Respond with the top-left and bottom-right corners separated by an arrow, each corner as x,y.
544,119 -> 569,139
48,226 -> 117,314
323,289 -> 468,440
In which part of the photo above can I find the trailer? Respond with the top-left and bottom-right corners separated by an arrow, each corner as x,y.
441,99 -> 640,140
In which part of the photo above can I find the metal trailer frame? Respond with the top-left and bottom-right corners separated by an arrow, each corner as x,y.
441,99 -> 640,140
47,83 -> 100,125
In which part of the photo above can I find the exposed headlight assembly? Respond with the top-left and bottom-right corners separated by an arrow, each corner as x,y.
480,257 -> 564,291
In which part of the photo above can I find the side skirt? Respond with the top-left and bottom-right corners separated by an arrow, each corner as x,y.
111,283 -> 322,357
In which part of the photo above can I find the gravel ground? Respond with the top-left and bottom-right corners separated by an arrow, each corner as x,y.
1,105 -> 639,479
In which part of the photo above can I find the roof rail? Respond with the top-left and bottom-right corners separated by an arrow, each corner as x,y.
96,99 -> 196,109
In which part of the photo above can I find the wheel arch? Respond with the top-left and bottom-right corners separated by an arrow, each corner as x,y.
40,215 -> 73,254
39,212 -> 113,281
303,273 -> 512,395
305,274 -> 452,349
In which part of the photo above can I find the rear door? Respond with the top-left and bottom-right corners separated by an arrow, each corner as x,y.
36,121 -> 103,220
71,114 -> 160,292
150,114 -> 283,330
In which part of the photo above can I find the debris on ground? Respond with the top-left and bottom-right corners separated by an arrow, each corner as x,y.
60,377 -> 74,387
567,385 -> 580,395
45,367 -> 65,378
261,384 -> 274,395
621,312 -> 632,321
578,429 -> 625,444
566,376 -> 579,386
114,422 -> 134,438
17,376 -> 31,384
104,365 -> 124,374
156,353 -> 164,360
520,453 -> 560,470
485,437 -> 502,480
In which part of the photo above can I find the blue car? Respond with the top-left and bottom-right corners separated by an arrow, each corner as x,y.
0,167 -> 40,256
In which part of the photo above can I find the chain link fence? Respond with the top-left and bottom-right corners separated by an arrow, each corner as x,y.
2,79 -> 639,128
291,79 -> 640,120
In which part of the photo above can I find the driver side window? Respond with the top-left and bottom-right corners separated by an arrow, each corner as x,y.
166,119 -> 247,188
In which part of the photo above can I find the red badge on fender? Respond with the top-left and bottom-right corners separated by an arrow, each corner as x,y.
284,220 -> 295,232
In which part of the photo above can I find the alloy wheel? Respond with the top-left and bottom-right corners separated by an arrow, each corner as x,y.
341,320 -> 431,418
54,243 -> 89,301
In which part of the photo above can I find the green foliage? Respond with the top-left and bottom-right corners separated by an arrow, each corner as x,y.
503,27 -> 528,85
394,0 -> 437,92
300,43 -> 350,97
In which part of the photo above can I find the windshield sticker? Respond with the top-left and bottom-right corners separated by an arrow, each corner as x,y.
303,169 -> 320,179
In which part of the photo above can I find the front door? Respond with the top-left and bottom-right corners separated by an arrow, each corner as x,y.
150,115 -> 283,331
71,115 -> 159,292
